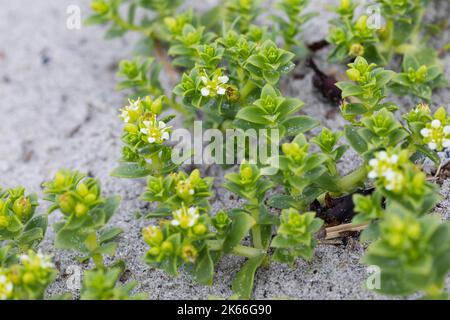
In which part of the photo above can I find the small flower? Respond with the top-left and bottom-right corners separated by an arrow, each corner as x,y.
140,116 -> 171,144
420,117 -> 450,151
200,71 -> 229,97
368,151 -> 404,193
119,99 -> 141,123
0,273 -> 13,300
171,206 -> 200,229
20,251 -> 54,270
176,179 -> 195,199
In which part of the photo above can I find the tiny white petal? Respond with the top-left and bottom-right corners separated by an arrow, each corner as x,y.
390,155 -> 398,163
428,142 -> 437,150
368,159 -> 378,167
217,87 -> 226,95
148,137 -> 156,143
378,151 -> 388,160
201,87 -> 210,96
443,139 -> 450,148
162,132 -> 170,140
444,126 -> 450,135
140,128 -> 148,134
420,128 -> 430,137
218,75 -> 229,84
158,121 -> 166,128
431,119 -> 441,128
368,171 -> 377,179
189,189 -> 194,195
171,220 -> 180,226
200,76 -> 208,84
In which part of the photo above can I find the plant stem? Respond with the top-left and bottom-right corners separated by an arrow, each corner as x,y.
240,81 -> 257,101
249,199 -> 263,249
336,165 -> 368,194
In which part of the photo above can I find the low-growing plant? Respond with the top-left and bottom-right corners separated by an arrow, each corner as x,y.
87,0 -> 450,300
327,0 -> 448,101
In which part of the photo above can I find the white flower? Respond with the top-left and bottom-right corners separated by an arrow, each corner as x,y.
218,76 -> 229,84
20,251 -> 54,270
420,128 -> 430,137
443,139 -> 450,148
171,206 -> 200,229
119,99 -> 140,123
201,87 -> 210,96
199,72 -> 230,97
368,171 -> 377,179
217,87 -> 226,95
176,179 -> 195,196
140,117 -> 171,144
428,142 -> 437,150
368,150 -> 405,192
431,119 -> 441,128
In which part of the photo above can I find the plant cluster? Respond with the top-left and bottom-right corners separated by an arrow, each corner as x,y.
85,0 -> 450,300
327,0 -> 447,101
5,0 -> 450,300
0,171 -> 144,300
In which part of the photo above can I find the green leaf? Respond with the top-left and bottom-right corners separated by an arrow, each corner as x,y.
335,82 -> 364,98
344,125 -> 368,154
99,227 -> 123,244
231,254 -> 265,299
110,164 -> 152,178
102,196 -> 121,223
195,249 -> 214,285
222,211 -> 255,253
267,195 -> 296,209
16,228 -> 44,247
235,106 -> 269,125
375,70 -> 395,87
282,116 -> 320,136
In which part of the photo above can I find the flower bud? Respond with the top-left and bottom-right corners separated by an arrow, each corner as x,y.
416,65 -> 428,83
75,203 -> 88,217
407,222 -> 421,240
151,97 -> 163,115
349,43 -> 364,57
240,166 -> 253,183
225,85 -> 240,103
142,225 -> 164,246
346,68 -> 361,81
84,193 -> 97,204
180,244 -> 198,263
0,215 -> 9,228
213,211 -> 230,231
161,241 -> 174,253
22,272 -> 35,285
119,60 -> 139,79
124,123 -> 139,134
193,223 -> 207,235
76,183 -> 89,197
54,171 -> 66,188
340,0 -> 350,9
12,197 -> 32,221
91,0 -> 109,15
148,247 -> 161,256
355,15 -> 368,31
58,193 -> 75,215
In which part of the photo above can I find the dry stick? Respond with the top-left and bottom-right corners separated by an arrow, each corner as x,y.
324,222 -> 368,240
